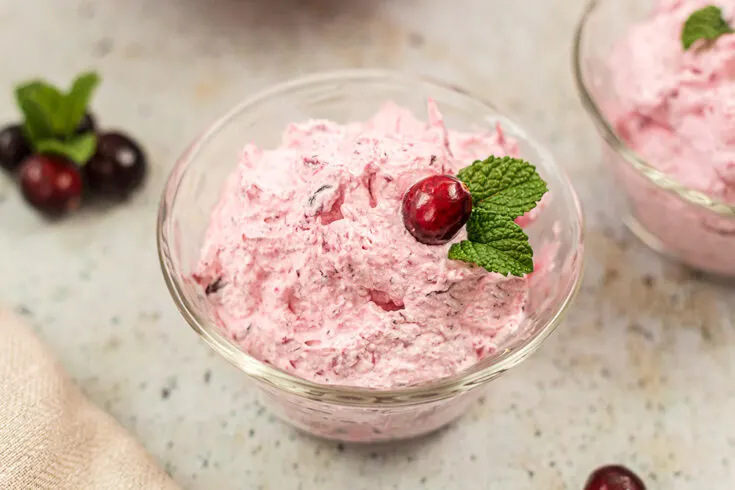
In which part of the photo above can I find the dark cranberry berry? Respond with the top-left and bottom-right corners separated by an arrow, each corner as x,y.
19,155 -> 83,216
84,131 -> 147,199
584,465 -> 646,490
402,174 -> 472,245
0,124 -> 32,171
75,112 -> 97,135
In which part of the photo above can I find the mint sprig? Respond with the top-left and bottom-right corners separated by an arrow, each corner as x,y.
457,155 -> 548,217
448,156 -> 547,277
14,71 -> 101,165
36,134 -> 97,165
63,73 -> 99,137
449,210 -> 534,276
682,5 -> 733,50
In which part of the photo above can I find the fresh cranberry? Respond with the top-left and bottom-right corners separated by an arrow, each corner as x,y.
0,124 -> 32,171
584,465 -> 646,490
402,174 -> 472,245
19,155 -> 84,215
84,131 -> 147,199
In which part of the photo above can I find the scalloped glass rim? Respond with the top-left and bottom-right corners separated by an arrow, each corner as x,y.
157,69 -> 584,407
572,0 -> 735,217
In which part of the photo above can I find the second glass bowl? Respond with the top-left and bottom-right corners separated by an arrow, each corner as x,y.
574,0 -> 735,277
157,69 -> 584,442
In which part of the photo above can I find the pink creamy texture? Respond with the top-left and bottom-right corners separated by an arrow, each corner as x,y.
610,0 -> 735,202
195,100 -> 543,389
606,0 -> 735,274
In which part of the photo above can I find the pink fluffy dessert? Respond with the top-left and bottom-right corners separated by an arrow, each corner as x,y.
605,0 -> 735,274
611,0 -> 735,201
194,100 -> 544,389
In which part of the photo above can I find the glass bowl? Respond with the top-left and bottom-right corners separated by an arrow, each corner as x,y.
157,69 -> 584,443
574,0 -> 735,277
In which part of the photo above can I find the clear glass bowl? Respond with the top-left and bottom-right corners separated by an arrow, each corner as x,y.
574,0 -> 735,277
157,70 -> 584,443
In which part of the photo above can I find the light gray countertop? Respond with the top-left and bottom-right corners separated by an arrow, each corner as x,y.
1,0 -> 734,488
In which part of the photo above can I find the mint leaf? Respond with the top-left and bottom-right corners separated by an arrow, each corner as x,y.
36,132 -> 97,165
17,81 -> 65,115
457,156 -> 547,218
448,216 -> 534,277
448,155 -> 547,276
14,72 -> 101,142
63,72 -> 100,136
451,210 -> 534,276
15,81 -> 66,136
15,91 -> 54,145
682,5 -> 733,50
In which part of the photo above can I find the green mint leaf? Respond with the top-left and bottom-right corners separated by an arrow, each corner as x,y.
449,232 -> 533,278
457,156 -> 547,218
448,211 -> 533,276
15,81 -> 67,136
448,155 -> 548,276
36,132 -> 97,165
62,72 -> 100,136
682,5 -> 733,50
14,72 -> 101,141
15,91 -> 55,145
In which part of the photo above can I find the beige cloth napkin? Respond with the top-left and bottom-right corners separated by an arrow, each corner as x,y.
0,309 -> 179,490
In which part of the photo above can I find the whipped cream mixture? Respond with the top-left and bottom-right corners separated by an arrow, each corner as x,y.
195,100 -> 543,388
610,0 -> 735,203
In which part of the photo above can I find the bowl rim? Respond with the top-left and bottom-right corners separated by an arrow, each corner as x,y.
572,0 -> 735,217
157,68 -> 585,406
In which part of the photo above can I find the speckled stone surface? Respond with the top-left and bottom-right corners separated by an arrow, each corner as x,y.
0,1 -> 734,489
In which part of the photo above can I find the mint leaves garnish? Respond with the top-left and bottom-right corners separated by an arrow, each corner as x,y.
36,134 -> 97,165
14,71 -> 101,165
449,211 -> 534,275
682,5 -> 733,50
457,155 -> 548,218
63,73 -> 99,137
448,156 -> 547,277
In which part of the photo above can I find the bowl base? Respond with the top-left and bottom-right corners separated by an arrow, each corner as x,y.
287,415 -> 463,444
624,213 -> 735,280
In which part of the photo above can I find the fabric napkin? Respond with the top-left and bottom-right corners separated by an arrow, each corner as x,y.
0,308 -> 179,490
